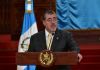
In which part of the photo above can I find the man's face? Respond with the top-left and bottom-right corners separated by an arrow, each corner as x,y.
43,13 -> 57,33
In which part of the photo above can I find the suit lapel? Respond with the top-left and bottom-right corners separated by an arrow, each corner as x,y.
51,30 -> 61,51
38,30 -> 62,51
39,31 -> 47,50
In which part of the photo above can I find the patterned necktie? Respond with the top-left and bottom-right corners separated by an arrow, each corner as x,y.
47,33 -> 53,50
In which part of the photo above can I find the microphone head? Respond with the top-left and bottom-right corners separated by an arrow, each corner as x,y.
52,33 -> 55,36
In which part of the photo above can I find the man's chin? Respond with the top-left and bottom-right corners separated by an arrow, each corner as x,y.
50,29 -> 56,33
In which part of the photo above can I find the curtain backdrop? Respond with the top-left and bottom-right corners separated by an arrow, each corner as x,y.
56,0 -> 100,30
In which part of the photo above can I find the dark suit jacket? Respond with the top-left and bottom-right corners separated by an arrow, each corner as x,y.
28,29 -> 79,70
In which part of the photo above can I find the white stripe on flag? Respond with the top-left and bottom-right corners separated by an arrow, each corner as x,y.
17,66 -> 27,70
18,22 -> 37,52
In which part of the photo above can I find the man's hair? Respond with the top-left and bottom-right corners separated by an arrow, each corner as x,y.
42,9 -> 56,20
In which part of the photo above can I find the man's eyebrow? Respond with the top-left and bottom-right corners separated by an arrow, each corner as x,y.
47,18 -> 52,20
53,17 -> 57,18
48,17 -> 57,19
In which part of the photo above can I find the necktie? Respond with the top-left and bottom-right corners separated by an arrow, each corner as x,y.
47,33 -> 53,50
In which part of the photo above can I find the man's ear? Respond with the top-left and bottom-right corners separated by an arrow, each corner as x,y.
43,21 -> 46,26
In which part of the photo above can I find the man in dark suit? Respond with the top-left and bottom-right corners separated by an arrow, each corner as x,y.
28,9 -> 82,70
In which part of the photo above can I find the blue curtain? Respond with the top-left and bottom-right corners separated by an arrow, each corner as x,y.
56,0 -> 100,30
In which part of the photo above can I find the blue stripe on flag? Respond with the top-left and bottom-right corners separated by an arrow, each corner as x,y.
24,65 -> 36,70
21,13 -> 36,34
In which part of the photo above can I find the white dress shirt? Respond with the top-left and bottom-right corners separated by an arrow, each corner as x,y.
45,29 -> 54,50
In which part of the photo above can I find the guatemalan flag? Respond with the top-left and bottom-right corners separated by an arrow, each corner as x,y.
17,0 -> 37,70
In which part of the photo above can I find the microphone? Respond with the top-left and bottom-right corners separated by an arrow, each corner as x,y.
52,33 -> 55,36
52,32 -> 59,40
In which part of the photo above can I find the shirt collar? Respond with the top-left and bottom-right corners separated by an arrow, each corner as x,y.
45,29 -> 55,37
45,29 -> 49,37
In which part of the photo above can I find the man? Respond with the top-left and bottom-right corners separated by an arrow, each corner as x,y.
28,9 -> 82,70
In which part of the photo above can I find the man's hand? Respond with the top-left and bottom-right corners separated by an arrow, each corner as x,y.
78,53 -> 83,62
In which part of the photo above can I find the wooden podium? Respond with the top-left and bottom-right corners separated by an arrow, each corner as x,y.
16,52 -> 78,70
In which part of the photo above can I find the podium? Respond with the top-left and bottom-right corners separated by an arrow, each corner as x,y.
16,52 -> 78,70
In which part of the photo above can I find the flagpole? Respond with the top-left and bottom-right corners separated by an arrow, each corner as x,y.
27,65 -> 29,70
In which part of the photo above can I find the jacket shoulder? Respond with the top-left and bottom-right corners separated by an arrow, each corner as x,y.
31,30 -> 44,38
58,29 -> 71,35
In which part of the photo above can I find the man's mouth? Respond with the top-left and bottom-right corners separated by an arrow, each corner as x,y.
51,24 -> 56,28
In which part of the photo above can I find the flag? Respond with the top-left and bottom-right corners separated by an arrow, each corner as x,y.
17,0 -> 37,70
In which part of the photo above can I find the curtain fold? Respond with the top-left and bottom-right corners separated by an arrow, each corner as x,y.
56,0 -> 100,30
